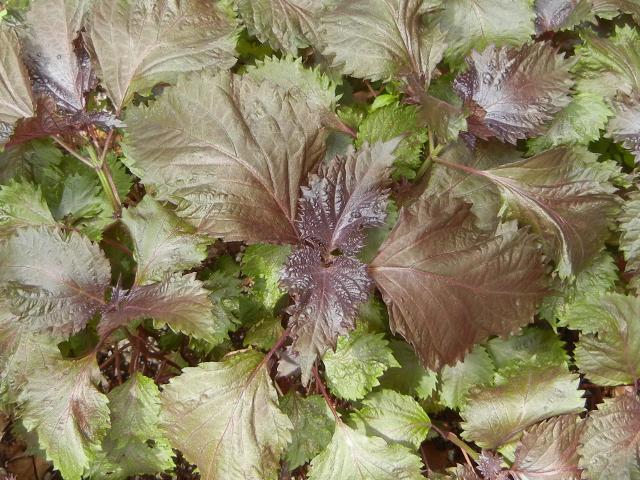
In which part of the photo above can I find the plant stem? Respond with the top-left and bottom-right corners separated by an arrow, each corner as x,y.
52,136 -> 94,168
431,424 -> 479,462
313,364 -> 341,422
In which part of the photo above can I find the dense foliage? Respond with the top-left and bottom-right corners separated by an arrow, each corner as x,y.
0,0 -> 639,479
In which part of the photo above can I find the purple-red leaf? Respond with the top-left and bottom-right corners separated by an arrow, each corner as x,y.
369,194 -> 547,370
280,246 -> 373,382
297,140 -> 399,256
534,0 -> 594,34
454,43 -> 573,144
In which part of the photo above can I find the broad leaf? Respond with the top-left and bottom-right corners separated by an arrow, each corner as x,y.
280,392 -> 334,469
440,346 -> 494,410
99,273 -> 227,345
579,392 -> 640,480
608,98 -> 640,163
460,366 -> 584,448
453,43 -> 573,144
237,0 -> 326,54
527,93 -> 612,154
619,193 -> 640,277
0,227 -> 110,338
562,294 -> 640,386
297,140 -> 399,255
534,0 -> 594,33
160,350 -> 292,480
427,0 -> 535,65
435,147 -> 619,277
19,355 -> 110,480
593,0 -> 640,22
378,339 -> 438,400
486,327 -> 569,370
370,194 -> 547,370
0,26 -> 34,146
351,389 -> 430,449
322,328 -> 399,401
121,197 -> 210,286
241,243 -> 291,311
281,246 -> 373,383
321,0 -> 445,88
511,415 -> 584,480
0,180 -> 56,237
308,422 -> 424,480
87,0 -> 238,109
22,0 -> 91,112
124,72 -> 326,244
90,373 -> 173,480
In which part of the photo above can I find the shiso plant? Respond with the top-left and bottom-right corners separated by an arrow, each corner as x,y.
0,0 -> 639,479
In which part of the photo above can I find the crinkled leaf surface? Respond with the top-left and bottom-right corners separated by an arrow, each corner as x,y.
608,99 -> 640,163
241,244 -> 291,311
124,72 -> 326,244
534,0 -> 594,33
370,194 -> 547,370
620,193 -> 640,276
297,140 -> 399,255
18,355 -> 110,480
121,197 -> 210,286
87,0 -> 238,109
440,346 -> 495,410
351,389 -> 430,449
0,27 -> 34,146
100,273 -> 226,345
436,147 -> 619,277
454,43 -> 573,144
90,373 -> 173,480
427,0 -> 535,65
160,350 -> 292,480
322,328 -> 398,401
0,227 -> 110,338
378,339 -> 438,400
579,392 -> 640,480
281,246 -> 373,383
280,392 -> 334,469
308,422 -> 424,480
237,0 -> 326,54
511,415 -> 584,480
321,0 -> 445,85
562,294 -> 640,386
0,180 -> 56,237
461,366 -> 584,448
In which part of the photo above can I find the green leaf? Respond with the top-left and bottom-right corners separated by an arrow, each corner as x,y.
461,366 -> 584,448
308,422 -> 424,480
236,0 -> 327,54
619,193 -> 640,276
124,72 -> 326,244
87,0 -> 238,109
322,328 -> 399,401
245,55 -> 338,111
511,415 -> 584,480
0,180 -> 56,237
321,0 -> 445,85
427,0 -> 535,66
280,392 -> 334,470
486,327 -> 569,371
579,392 -> 640,480
160,350 -> 292,480
351,389 -> 430,449
440,346 -> 494,410
0,227 -> 110,338
574,25 -> 640,99
100,273 -> 229,345
355,103 -> 428,180
527,93 -> 613,154
563,294 -> 640,386
241,244 -> 291,311
243,314 -> 284,350
0,26 -> 34,146
90,373 -> 173,480
19,355 -> 111,480
378,339 -> 438,400
0,139 -> 63,185
121,197 -> 211,286
370,194 -> 547,370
